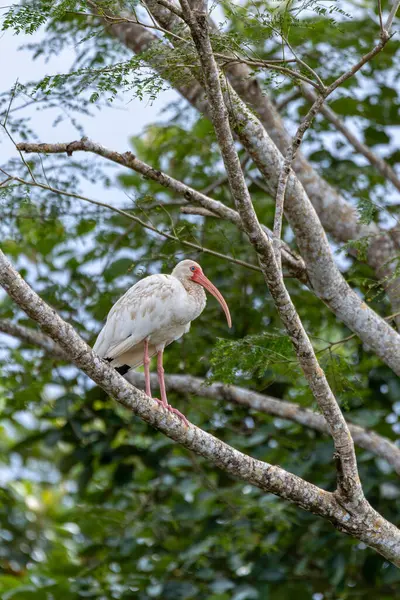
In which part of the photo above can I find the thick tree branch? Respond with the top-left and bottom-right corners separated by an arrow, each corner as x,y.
210,76 -> 400,376
1,252 -> 400,565
128,372 -> 400,477
178,0 -> 362,503
2,317 -> 399,474
98,6 -> 400,366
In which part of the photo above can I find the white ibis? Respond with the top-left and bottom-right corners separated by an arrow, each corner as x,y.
93,260 -> 232,425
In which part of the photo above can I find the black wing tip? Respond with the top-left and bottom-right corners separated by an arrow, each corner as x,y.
104,357 -> 131,376
115,364 -> 131,376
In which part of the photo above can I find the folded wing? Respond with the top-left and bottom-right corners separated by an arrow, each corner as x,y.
93,274 -> 184,368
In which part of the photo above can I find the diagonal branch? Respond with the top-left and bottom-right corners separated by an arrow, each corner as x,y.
178,0 -> 363,504
1,251 -> 400,565
1,168 -> 259,274
2,316 -> 400,475
269,11 -> 400,313
15,139 -> 308,282
266,6 -> 397,271
200,71 -> 400,376
98,4 -> 400,367
300,85 -> 400,193
128,372 -> 400,477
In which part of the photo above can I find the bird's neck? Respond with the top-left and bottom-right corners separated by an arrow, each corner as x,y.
181,277 -> 205,297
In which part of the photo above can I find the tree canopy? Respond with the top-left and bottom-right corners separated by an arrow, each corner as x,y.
1,0 -> 400,598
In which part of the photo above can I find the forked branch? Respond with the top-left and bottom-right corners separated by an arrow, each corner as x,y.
177,0 -> 363,505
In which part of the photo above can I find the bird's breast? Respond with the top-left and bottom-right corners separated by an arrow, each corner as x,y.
148,283 -> 206,349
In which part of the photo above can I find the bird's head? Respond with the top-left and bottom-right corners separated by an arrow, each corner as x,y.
172,260 -> 232,328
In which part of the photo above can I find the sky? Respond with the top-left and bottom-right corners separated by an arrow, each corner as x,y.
0,26 -> 178,193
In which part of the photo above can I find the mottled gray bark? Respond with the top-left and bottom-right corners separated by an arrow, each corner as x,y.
1,250 -> 400,566
127,372 -> 400,476
218,80 -> 400,376
96,6 -> 400,372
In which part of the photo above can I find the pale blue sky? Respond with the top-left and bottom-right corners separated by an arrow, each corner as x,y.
0,27 -> 178,187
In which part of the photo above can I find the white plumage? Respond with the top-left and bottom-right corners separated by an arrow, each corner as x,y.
93,259 -> 231,425
94,272 -> 206,368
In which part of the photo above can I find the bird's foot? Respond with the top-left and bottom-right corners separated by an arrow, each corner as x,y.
153,398 -> 189,427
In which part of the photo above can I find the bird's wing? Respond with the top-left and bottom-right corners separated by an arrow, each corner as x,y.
93,274 -> 185,360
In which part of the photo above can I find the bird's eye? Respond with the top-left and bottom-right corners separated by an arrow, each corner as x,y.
190,266 -> 196,272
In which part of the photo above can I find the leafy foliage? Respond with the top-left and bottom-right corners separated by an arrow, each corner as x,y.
209,332 -> 296,385
1,0 -> 400,598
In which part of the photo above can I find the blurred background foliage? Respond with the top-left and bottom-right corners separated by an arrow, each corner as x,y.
1,0 -> 400,598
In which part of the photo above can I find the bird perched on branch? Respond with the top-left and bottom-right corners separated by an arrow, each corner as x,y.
93,260 -> 232,425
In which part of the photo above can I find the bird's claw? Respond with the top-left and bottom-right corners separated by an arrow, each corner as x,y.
168,406 -> 190,427
153,398 -> 189,427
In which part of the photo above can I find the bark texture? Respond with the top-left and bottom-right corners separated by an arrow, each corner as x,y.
178,0 -> 362,504
95,6 -> 400,372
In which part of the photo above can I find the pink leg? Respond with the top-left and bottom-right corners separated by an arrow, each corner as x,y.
156,350 -> 189,427
157,350 -> 169,407
143,339 -> 151,397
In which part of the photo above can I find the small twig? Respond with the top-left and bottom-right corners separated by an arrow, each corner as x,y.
216,54 -> 323,91
15,138 -> 307,281
1,169 -> 261,274
272,6 -> 397,267
1,82 -> 37,183
278,31 -> 325,90
0,176 -> 12,187
317,310 -> 400,353
273,92 -> 325,265
2,79 -> 18,129
378,0 -> 384,31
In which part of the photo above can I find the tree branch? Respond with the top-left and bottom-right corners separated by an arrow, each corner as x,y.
273,9 -> 395,266
178,0 -> 362,503
128,372 -> 400,477
1,252 -> 400,565
2,317 -> 399,474
1,168 -> 260,274
98,5 -> 400,369
102,4 -> 400,322
208,72 -> 400,376
15,139 -> 308,282
300,84 -> 400,193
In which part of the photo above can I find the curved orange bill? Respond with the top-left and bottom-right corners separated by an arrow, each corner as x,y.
192,271 -> 232,328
